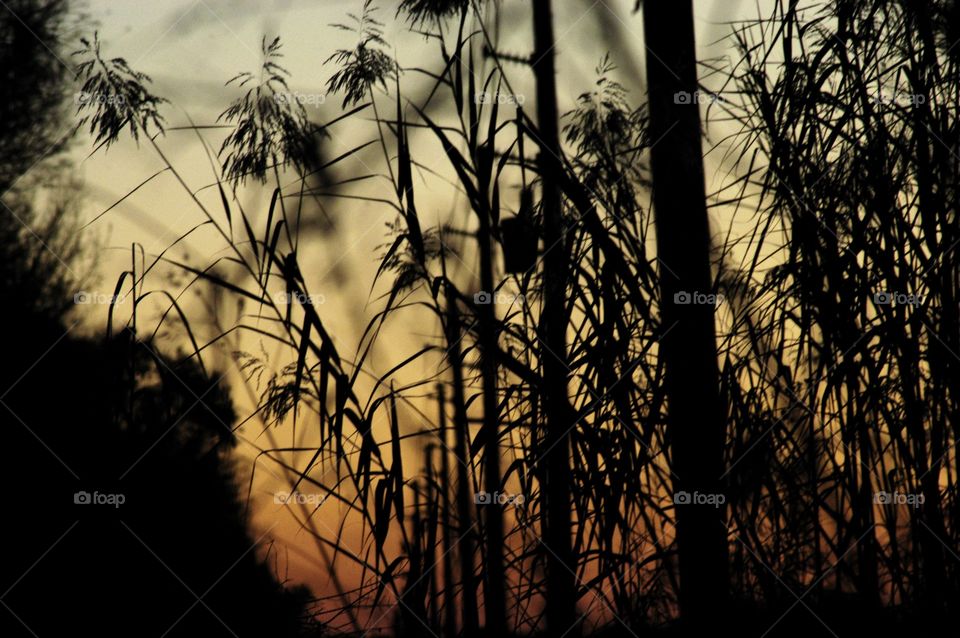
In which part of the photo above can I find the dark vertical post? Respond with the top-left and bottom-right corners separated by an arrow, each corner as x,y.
475,197 -> 507,636
445,296 -> 481,635
425,444 -> 441,634
642,0 -> 729,629
437,385 -> 459,638
532,0 -> 578,635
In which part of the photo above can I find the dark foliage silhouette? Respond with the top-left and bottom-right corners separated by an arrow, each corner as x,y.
4,0 -> 960,636
0,0 -> 74,192
0,3 -> 320,635
0,324 -> 319,637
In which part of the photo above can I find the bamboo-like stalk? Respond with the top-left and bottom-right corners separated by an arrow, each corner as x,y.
437,384 -> 459,638
73,1 -> 960,631
531,0 -> 578,635
444,292 -> 481,636
642,0 -> 730,628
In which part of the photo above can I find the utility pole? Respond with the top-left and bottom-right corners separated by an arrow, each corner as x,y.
532,0 -> 578,635
642,0 -> 730,630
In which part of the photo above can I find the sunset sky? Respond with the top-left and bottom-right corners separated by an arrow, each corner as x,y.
70,0 -> 766,619
8,0 -> 956,635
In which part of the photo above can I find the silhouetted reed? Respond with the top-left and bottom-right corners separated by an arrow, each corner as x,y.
70,0 -> 960,635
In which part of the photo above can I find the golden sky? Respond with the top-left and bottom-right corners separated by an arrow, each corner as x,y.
69,0 -> 768,626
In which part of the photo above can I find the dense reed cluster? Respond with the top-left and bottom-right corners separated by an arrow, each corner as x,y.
72,0 -> 960,636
